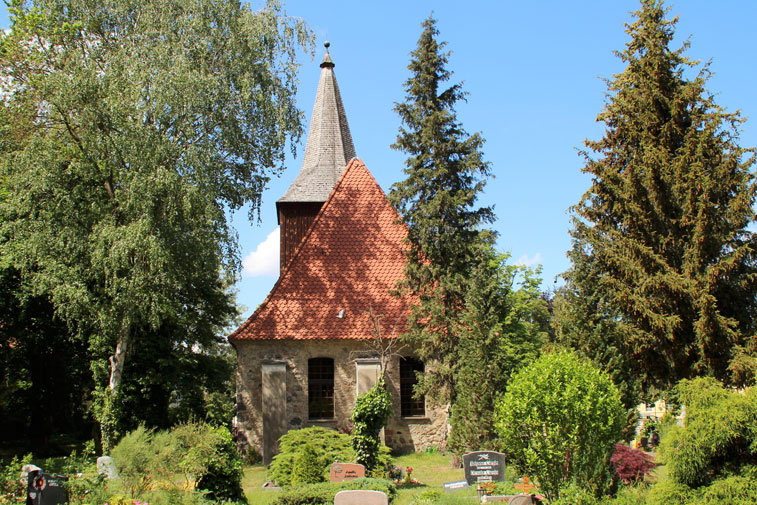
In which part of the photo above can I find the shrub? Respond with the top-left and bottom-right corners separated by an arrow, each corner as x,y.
646,478 -> 697,505
291,444 -> 324,485
551,483 -> 599,505
0,454 -> 32,504
268,427 -> 392,487
610,444 -> 657,484
659,378 -> 757,487
111,425 -> 158,496
494,351 -> 625,502
271,477 -> 396,505
110,422 -> 245,503
170,423 -> 245,503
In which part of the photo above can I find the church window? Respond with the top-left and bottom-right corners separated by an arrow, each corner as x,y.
308,357 -> 334,419
400,357 -> 425,417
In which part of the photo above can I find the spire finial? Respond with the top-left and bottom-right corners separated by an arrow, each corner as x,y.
320,41 -> 335,68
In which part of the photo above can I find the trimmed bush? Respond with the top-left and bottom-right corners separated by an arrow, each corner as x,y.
271,477 -> 396,505
494,351 -> 625,502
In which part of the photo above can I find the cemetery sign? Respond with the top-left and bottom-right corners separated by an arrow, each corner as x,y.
462,451 -> 506,485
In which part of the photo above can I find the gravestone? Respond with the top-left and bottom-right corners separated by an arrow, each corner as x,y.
96,456 -> 118,479
333,489 -> 388,505
462,451 -> 506,485
329,462 -> 366,482
26,470 -> 68,505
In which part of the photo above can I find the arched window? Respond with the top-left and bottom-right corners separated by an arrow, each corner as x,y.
308,357 -> 334,419
400,357 -> 425,417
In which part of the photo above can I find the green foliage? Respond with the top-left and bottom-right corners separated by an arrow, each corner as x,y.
270,478 -> 396,505
559,0 -> 757,396
552,483 -> 600,505
646,478 -> 696,505
290,444 -> 324,486
659,378 -> 757,488
110,426 -> 158,497
268,427 -> 354,487
390,17 -> 547,455
351,377 -> 392,471
110,422 -> 245,502
494,351 -> 625,502
448,251 -> 548,454
0,454 -> 32,504
388,15 -> 495,410
0,0 -> 313,448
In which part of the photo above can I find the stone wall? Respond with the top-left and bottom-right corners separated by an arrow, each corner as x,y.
233,339 -> 448,460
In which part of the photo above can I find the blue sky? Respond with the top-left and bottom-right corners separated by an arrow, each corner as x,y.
3,1 -> 757,321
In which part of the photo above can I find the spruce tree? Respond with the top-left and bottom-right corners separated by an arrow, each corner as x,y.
388,15 -> 495,408
560,0 -> 757,394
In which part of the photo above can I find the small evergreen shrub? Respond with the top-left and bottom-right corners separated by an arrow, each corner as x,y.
290,444 -> 324,485
610,444 -> 657,484
659,378 -> 757,487
271,477 -> 396,505
268,427 -> 392,486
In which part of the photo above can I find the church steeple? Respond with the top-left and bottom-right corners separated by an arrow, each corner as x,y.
277,42 -> 356,272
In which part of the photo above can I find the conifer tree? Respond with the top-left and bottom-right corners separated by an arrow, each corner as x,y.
388,15 -> 495,408
560,0 -> 757,394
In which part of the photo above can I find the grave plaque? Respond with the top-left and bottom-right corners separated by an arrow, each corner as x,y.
334,489 -> 388,505
26,471 -> 68,505
462,451 -> 506,485
329,462 -> 366,482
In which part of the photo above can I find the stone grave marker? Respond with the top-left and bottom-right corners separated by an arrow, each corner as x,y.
333,489 -> 388,505
26,470 -> 68,505
96,456 -> 118,479
329,462 -> 366,482
462,451 -> 506,485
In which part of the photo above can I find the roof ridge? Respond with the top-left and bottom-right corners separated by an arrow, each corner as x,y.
229,158 -> 362,343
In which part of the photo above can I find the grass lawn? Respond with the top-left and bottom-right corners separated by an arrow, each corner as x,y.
241,451 -> 511,505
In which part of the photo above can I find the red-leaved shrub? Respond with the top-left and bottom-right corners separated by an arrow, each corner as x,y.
611,443 -> 658,484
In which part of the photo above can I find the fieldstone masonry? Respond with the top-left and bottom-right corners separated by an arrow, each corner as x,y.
233,339 -> 448,460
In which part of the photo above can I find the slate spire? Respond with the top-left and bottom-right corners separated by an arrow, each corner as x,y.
277,42 -> 356,271
278,42 -> 356,203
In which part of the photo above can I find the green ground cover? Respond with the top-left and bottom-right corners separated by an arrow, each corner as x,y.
241,451 -> 519,505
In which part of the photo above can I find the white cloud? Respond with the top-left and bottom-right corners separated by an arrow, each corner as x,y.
515,252 -> 543,268
242,228 -> 279,277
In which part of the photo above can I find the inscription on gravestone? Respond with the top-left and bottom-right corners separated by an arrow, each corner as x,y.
462,451 -> 506,485
329,462 -> 366,482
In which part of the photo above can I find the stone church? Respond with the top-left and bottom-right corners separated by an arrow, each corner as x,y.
229,44 -> 448,464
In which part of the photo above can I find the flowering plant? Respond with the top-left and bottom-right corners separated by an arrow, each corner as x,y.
478,481 -> 496,495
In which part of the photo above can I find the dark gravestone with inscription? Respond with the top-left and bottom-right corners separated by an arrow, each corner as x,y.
26,470 -> 68,505
463,451 -> 506,485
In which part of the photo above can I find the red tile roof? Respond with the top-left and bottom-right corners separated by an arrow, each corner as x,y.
229,159 -> 410,342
